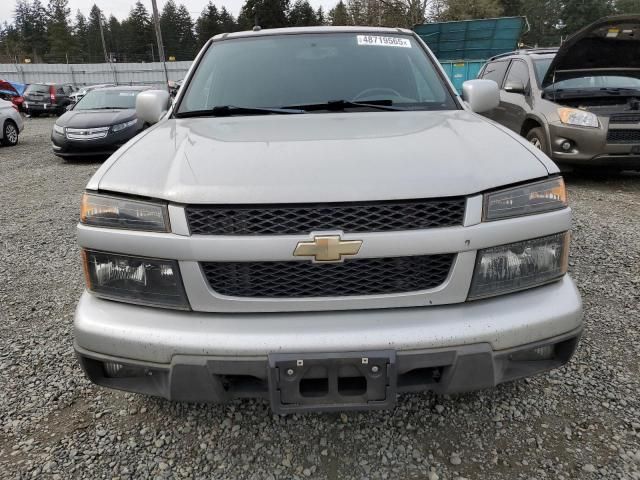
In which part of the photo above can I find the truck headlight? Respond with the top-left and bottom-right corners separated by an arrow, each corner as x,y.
81,192 -> 170,232
557,107 -> 599,128
82,250 -> 189,309
53,123 -> 65,135
483,177 -> 567,221
468,232 -> 570,300
111,119 -> 138,133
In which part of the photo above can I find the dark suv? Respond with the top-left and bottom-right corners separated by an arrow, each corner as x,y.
478,15 -> 640,172
23,83 -> 74,117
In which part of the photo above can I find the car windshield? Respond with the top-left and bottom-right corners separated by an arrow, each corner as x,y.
75,89 -> 141,110
177,32 -> 457,115
534,57 -> 640,90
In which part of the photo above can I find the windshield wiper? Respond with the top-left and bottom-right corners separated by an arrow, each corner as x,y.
175,105 -> 305,118
284,99 -> 406,112
598,87 -> 640,94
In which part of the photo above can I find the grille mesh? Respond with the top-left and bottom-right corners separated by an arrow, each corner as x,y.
186,198 -> 465,235
607,129 -> 640,143
201,254 -> 454,298
609,114 -> 640,124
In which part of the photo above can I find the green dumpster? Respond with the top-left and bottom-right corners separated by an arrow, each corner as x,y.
414,17 -> 526,92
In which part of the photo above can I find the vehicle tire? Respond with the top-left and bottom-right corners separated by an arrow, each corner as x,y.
525,127 -> 550,156
1,120 -> 19,146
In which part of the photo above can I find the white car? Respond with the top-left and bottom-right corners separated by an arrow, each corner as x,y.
0,98 -> 24,146
74,27 -> 582,413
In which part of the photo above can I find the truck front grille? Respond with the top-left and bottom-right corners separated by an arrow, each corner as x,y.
186,198 -> 466,235
201,254 -> 455,298
607,129 -> 640,143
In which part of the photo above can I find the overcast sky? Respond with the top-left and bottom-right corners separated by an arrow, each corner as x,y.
0,0 -> 337,24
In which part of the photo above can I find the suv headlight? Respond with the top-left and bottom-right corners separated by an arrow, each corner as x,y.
111,119 -> 138,133
82,250 -> 189,309
81,192 -> 170,232
483,177 -> 567,221
468,232 -> 570,300
557,107 -> 599,128
53,124 -> 65,135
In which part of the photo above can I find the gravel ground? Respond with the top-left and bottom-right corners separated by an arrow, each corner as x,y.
0,116 -> 639,480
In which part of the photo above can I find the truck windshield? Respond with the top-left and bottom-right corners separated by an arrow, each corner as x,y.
177,32 -> 458,116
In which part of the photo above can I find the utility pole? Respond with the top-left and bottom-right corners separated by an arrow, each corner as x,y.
98,8 -> 118,84
150,0 -> 170,90
97,8 -> 109,64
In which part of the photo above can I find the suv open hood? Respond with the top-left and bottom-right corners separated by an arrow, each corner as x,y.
541,15 -> 640,88
91,111 -> 554,204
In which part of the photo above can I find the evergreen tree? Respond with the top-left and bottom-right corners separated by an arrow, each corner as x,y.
615,0 -> 640,13
30,1 -> 48,60
238,0 -> 290,29
14,0 -> 48,61
47,0 -> 73,61
196,2 -> 222,44
176,4 -> 198,59
560,0 -> 615,37
316,6 -> 326,25
329,0 -> 350,25
86,5 -> 104,62
0,22 -> 23,61
500,0 -> 562,47
121,1 -> 153,61
106,15 -> 122,62
160,0 -> 180,59
289,0 -> 319,26
441,0 -> 503,21
73,10 -> 88,61
219,7 -> 237,32
381,0 -> 410,27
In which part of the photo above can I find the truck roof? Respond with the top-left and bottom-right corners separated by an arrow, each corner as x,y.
213,26 -> 414,41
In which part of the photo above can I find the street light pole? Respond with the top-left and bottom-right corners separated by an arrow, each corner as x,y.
150,0 -> 170,91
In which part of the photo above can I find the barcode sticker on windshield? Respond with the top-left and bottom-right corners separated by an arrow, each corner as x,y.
357,35 -> 411,48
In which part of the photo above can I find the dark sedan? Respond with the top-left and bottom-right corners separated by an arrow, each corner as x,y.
51,86 -> 150,159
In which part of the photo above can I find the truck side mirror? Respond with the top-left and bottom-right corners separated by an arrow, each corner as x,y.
461,80 -> 500,113
136,90 -> 170,125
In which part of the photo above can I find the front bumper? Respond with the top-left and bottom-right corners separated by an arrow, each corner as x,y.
548,122 -> 640,169
74,277 -> 583,409
51,128 -> 140,157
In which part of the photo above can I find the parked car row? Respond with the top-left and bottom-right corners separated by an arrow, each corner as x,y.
0,82 -> 152,151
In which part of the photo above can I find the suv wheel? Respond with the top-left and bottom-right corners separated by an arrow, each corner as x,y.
525,128 -> 549,156
1,120 -> 19,146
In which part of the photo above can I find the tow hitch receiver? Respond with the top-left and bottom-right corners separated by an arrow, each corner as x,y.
268,351 -> 396,413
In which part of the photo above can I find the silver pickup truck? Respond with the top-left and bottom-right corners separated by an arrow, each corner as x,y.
74,26 -> 582,413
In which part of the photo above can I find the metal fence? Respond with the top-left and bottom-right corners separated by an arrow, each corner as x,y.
0,61 -> 192,88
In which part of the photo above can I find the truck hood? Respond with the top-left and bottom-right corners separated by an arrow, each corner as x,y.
541,15 -> 640,88
93,110 -> 552,204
